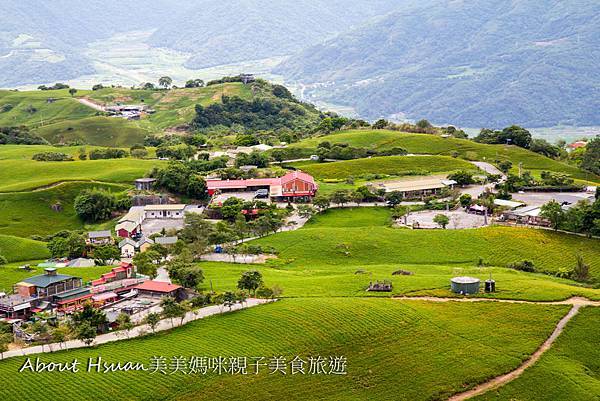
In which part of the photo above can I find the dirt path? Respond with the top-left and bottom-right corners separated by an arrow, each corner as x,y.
395,296 -> 599,400
77,97 -> 105,112
1,298 -> 273,361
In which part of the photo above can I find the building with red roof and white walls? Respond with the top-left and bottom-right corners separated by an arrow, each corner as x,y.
206,171 -> 318,203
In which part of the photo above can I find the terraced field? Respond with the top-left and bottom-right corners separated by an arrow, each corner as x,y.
0,182 -> 128,237
252,209 -> 600,280
0,235 -> 49,262
292,155 -> 477,180
475,307 -> 600,401
0,298 -> 568,401
290,130 -> 600,183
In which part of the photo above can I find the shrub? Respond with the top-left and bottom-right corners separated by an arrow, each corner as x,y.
32,152 -> 74,162
508,260 -> 536,273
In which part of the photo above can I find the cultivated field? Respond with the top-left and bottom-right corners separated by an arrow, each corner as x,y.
292,155 -> 476,180
474,307 -> 600,401
0,298 -> 568,401
0,146 -> 162,192
0,235 -> 49,262
290,130 -> 600,183
0,182 -> 128,237
252,209 -> 600,280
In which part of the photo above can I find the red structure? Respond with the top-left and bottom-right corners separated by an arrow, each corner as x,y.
206,171 -> 317,202
135,281 -> 185,300
91,262 -> 136,287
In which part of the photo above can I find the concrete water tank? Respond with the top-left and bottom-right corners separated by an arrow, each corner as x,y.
451,276 -> 480,295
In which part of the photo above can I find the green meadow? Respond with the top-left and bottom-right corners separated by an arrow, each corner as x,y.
34,117 -> 150,148
0,182 -> 128,237
475,307 -> 600,401
292,155 -> 476,180
290,130 -> 600,183
0,156 -> 161,192
0,235 -> 49,262
0,89 -> 94,128
0,298 -> 568,401
252,208 -> 600,280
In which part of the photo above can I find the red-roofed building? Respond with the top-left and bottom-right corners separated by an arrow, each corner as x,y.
206,171 -> 317,202
135,281 -> 185,300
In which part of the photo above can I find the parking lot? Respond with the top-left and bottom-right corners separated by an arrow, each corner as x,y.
402,209 -> 488,229
141,219 -> 185,235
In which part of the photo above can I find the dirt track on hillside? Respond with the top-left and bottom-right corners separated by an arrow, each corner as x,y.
395,296 -> 598,400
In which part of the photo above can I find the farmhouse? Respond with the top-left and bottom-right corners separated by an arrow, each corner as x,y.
87,230 -> 112,245
119,237 -> 154,258
17,268 -> 83,300
207,171 -> 318,202
135,281 -> 185,300
0,269 -> 83,319
116,207 -> 144,238
371,178 -> 457,199
144,204 -> 187,219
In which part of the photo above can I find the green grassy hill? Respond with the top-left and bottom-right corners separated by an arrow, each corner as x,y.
34,117 -> 149,148
475,307 -> 600,401
0,298 -> 567,401
0,145 -> 163,192
294,155 -> 477,180
0,235 -> 49,262
290,130 -> 600,183
0,89 -> 95,127
0,182 -> 128,237
254,214 -> 600,278
0,82 -> 313,147
197,208 -> 600,302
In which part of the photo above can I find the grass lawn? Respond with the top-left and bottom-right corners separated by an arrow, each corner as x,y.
293,155 -> 476,180
0,157 -> 162,192
252,209 -> 600,279
0,182 -> 128,237
0,298 -> 568,401
0,235 -> 49,262
290,130 -> 600,183
0,89 -> 94,128
34,117 -> 150,148
0,261 -> 112,294
474,307 -> 600,401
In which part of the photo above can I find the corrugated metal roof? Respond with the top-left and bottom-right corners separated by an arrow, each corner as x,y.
23,273 -> 79,288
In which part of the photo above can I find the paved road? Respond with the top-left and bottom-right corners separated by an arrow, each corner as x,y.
1,299 -> 273,360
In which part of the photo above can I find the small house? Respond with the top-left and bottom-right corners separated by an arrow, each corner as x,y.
16,268 -> 82,301
144,204 -> 187,219
119,238 -> 137,258
135,281 -> 185,300
154,236 -> 178,247
88,230 -> 112,245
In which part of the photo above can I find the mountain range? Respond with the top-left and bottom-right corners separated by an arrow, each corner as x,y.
0,0 -> 598,128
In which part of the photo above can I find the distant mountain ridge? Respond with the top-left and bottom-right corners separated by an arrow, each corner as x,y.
277,0 -> 600,128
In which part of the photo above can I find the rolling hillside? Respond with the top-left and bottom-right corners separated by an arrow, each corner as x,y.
290,130 -> 600,183
0,298 -> 567,401
294,155 -> 475,180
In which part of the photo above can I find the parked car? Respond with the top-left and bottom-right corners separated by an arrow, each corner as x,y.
255,189 -> 269,199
